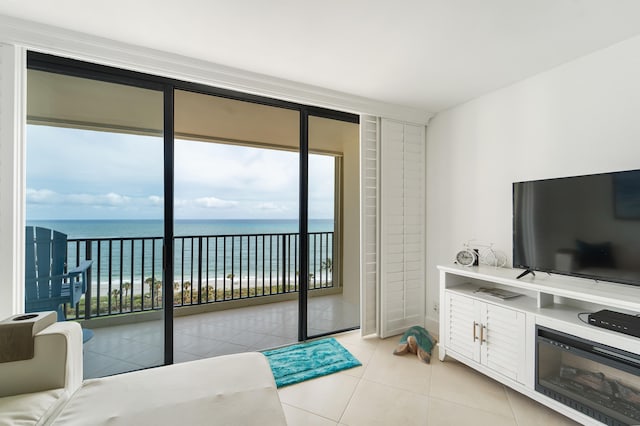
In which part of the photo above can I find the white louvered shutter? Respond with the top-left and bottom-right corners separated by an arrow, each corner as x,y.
379,119 -> 425,338
360,115 -> 379,336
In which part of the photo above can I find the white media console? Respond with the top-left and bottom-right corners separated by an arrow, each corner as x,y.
438,264 -> 640,425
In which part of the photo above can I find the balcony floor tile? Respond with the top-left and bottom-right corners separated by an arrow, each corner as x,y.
83,294 -> 357,379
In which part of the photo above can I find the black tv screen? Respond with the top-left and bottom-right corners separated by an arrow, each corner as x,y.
513,169 -> 640,287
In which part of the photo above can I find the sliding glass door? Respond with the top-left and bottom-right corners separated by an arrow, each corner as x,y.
172,89 -> 300,359
26,61 -> 168,378
306,115 -> 360,338
25,52 -> 361,375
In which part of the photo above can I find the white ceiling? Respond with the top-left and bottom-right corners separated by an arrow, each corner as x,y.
2,0 -> 640,113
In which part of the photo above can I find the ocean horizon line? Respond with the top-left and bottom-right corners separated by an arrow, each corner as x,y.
26,218 -> 334,240
27,218 -> 333,222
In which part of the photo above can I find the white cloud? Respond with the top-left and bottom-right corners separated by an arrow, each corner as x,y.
26,126 -> 335,220
27,188 -> 131,206
104,192 -> 129,205
174,141 -> 299,195
255,202 -> 288,212
26,188 -> 57,203
194,197 -> 238,208
148,195 -> 163,205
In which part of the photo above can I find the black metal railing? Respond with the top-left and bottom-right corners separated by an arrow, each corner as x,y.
64,232 -> 334,319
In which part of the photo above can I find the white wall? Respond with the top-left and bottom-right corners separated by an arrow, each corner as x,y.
425,34 -> 640,324
0,44 -> 25,319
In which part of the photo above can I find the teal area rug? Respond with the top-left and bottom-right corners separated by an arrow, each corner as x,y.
263,338 -> 361,388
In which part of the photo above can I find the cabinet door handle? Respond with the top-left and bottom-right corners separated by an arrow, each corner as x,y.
473,321 -> 478,341
480,325 -> 486,343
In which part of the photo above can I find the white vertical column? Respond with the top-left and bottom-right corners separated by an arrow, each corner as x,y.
0,43 -> 26,318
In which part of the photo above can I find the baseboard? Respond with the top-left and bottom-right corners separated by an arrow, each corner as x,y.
424,316 -> 439,341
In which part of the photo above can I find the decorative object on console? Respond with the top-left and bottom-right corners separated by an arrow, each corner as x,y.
456,241 -> 507,268
455,247 -> 478,266
477,243 -> 508,267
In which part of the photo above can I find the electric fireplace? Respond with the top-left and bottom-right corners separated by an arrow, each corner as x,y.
536,326 -> 640,425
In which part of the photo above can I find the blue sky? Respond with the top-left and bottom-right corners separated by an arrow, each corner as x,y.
26,125 -> 334,220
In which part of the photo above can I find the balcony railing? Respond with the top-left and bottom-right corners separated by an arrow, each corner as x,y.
64,232 -> 334,319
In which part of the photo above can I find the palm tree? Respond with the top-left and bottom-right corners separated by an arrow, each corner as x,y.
144,276 -> 155,296
122,282 -> 131,311
183,281 -> 192,302
144,276 -> 161,308
320,258 -> 333,286
173,281 -> 181,305
111,288 -> 120,311
154,280 -> 162,306
321,258 -> 333,273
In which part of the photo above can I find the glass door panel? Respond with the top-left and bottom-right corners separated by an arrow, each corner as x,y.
26,69 -> 166,378
173,90 -> 299,360
307,115 -> 360,337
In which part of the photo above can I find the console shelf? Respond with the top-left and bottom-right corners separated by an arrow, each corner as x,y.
439,264 -> 640,312
438,264 -> 640,426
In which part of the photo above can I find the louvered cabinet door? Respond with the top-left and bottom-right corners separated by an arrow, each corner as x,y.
480,302 -> 526,382
444,292 -> 480,362
444,291 -> 527,383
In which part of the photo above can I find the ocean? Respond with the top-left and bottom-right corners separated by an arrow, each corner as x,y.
26,219 -> 334,293
26,218 -> 333,239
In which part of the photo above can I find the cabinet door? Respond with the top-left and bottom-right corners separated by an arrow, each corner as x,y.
480,302 -> 526,382
444,292 -> 479,362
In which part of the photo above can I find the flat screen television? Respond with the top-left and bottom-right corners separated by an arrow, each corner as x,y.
513,169 -> 640,287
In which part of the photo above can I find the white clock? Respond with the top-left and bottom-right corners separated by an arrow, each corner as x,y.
456,249 -> 477,267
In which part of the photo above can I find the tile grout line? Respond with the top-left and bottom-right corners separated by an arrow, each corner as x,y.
504,386 -> 521,426
336,371 -> 363,425
428,393 -> 518,423
359,340 -> 433,398
281,403 -> 339,425
335,335 -> 378,425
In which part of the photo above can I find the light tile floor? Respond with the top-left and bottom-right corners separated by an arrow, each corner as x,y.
83,294 -> 359,378
83,297 -> 579,425
279,331 -> 581,426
